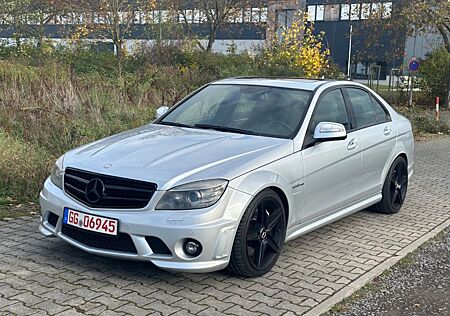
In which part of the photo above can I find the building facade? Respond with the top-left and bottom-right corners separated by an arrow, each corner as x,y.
0,0 -> 421,79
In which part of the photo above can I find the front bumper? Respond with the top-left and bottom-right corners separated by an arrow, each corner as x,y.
39,178 -> 251,273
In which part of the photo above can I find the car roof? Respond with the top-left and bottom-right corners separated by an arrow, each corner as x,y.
212,77 -> 329,91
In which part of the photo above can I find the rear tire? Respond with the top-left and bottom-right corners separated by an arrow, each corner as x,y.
227,189 -> 286,277
372,156 -> 408,214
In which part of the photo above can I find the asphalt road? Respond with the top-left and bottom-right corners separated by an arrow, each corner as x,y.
331,228 -> 450,316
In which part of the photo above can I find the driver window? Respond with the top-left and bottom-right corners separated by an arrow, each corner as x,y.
311,89 -> 350,132
305,89 -> 350,146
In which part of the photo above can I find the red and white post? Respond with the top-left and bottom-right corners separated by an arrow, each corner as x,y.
436,97 -> 440,121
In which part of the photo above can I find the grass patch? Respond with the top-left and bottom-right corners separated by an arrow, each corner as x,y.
0,203 -> 39,220
0,131 -> 53,202
326,283 -> 381,314
395,106 -> 450,136
0,132 -> 46,219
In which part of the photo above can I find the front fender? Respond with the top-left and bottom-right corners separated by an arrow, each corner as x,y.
229,170 -> 291,196
229,169 -> 295,221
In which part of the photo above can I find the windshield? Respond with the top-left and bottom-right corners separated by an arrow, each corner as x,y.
158,84 -> 312,138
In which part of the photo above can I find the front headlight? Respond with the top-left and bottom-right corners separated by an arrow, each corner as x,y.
50,156 -> 64,189
155,179 -> 228,210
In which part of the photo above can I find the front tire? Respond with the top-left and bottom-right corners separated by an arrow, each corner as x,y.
372,156 -> 408,214
228,189 -> 286,277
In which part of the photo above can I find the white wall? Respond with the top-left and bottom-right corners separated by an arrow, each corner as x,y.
404,31 -> 444,61
1,37 -> 266,55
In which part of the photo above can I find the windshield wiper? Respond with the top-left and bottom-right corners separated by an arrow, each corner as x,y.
192,124 -> 260,136
156,121 -> 193,128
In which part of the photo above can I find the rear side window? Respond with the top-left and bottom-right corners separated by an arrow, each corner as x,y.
371,96 -> 391,123
347,88 -> 389,128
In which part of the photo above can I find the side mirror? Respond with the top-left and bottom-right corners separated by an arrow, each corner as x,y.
155,106 -> 169,119
314,122 -> 347,141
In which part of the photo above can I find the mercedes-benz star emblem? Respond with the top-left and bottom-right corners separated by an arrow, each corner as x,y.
85,178 -> 105,203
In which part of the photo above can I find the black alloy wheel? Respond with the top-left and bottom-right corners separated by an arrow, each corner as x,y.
228,189 -> 286,277
373,156 -> 408,214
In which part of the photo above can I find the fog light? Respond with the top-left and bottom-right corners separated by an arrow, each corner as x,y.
183,239 -> 202,257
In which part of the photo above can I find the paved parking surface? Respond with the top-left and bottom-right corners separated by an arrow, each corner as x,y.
1,137 -> 450,316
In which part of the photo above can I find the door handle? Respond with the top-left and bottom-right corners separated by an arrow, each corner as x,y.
384,126 -> 392,135
347,139 -> 359,150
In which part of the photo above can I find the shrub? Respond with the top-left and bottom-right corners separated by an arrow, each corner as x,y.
258,15 -> 331,78
419,47 -> 450,106
395,106 -> 450,135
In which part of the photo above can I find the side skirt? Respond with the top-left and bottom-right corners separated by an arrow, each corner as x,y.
285,194 -> 382,242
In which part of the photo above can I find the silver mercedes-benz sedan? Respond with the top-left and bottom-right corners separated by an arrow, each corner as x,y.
39,78 -> 414,277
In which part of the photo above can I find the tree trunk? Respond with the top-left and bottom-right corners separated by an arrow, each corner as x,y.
206,33 -> 216,52
115,41 -> 122,60
15,36 -> 21,49
206,24 -> 218,52
114,39 -> 123,78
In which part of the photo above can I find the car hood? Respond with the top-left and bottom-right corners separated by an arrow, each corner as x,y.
63,124 -> 293,189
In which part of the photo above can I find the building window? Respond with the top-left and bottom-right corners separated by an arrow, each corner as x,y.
361,3 -> 371,20
340,4 -> 350,20
277,9 -> 296,29
244,8 -> 252,23
307,5 -> 316,22
350,3 -> 360,20
178,10 -> 191,24
227,9 -> 243,23
276,9 -> 296,39
316,5 -> 324,21
251,8 -> 261,23
260,7 -> 268,23
324,4 -> 340,21
193,9 -> 207,23
372,3 -> 382,18
93,13 -> 105,24
382,2 -> 392,19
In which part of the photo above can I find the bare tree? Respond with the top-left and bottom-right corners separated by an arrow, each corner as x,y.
169,0 -> 253,52
406,0 -> 450,54
27,0 -> 68,47
73,0 -> 156,60
358,0 -> 450,104
0,0 -> 33,48
0,0 -> 70,48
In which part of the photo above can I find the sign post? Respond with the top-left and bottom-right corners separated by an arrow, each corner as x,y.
408,58 -> 420,107
436,97 -> 440,121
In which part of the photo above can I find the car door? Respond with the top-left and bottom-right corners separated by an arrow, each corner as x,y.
301,88 -> 362,223
344,87 -> 397,199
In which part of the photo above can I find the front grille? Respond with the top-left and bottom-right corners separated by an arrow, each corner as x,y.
47,212 -> 59,227
62,225 -> 137,254
64,167 -> 157,209
145,236 -> 172,255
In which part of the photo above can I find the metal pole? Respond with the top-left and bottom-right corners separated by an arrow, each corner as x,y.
158,0 -> 162,41
408,30 -> 417,107
409,73 -> 414,107
347,24 -> 353,80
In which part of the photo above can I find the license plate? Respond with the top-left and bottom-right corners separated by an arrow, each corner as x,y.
63,208 -> 118,236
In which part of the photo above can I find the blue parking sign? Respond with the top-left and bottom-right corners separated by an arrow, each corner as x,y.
409,59 -> 420,72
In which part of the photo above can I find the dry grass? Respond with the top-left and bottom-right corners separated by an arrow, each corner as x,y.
0,60 -> 157,156
0,131 -> 52,201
